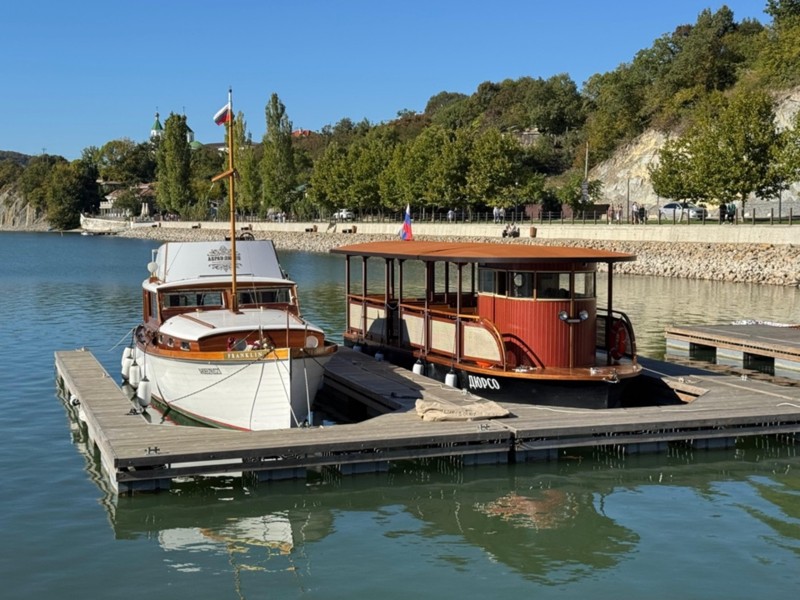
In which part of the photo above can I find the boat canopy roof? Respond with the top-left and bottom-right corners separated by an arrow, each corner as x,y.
331,240 -> 636,265
159,308 -> 321,341
145,241 -> 288,286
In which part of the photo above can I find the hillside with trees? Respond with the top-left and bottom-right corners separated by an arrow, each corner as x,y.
3,1 -> 800,228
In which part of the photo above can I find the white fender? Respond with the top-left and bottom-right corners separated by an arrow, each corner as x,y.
136,377 -> 152,408
129,360 -> 141,388
121,355 -> 133,380
445,370 -> 458,388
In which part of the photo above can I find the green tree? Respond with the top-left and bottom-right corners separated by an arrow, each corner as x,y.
155,113 -> 192,216
347,128 -> 396,215
653,90 -> 782,211
45,159 -> 100,229
756,10 -> 800,85
112,187 -> 145,217
465,128 -> 520,210
582,67 -> 647,161
188,145 -> 225,219
260,93 -> 296,216
234,113 -> 262,216
19,154 -> 67,211
649,136 -> 705,202
309,141 -> 350,214
526,74 -> 585,135
555,171 -> 604,210
0,160 -> 23,188
424,91 -> 468,118
398,125 -> 447,210
766,0 -> 800,23
427,127 -> 471,211
98,139 -> 156,184
695,90 -> 781,209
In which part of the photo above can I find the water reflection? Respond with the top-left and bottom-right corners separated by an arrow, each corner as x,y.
89,442 -> 799,589
101,468 -> 636,585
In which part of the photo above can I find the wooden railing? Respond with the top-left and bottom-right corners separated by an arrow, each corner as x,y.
347,295 -> 506,368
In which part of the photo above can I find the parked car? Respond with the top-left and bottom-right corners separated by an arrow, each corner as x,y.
333,208 -> 354,221
658,202 -> 708,220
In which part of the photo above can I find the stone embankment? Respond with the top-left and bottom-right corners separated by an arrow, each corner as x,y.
117,224 -> 800,287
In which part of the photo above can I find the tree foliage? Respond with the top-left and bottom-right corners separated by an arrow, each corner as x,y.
651,89 -> 782,208
465,128 -> 520,209
155,113 -> 192,216
45,159 -> 100,229
766,0 -> 800,23
97,139 -> 156,184
19,154 -> 67,211
260,94 -> 296,215
0,160 -> 23,189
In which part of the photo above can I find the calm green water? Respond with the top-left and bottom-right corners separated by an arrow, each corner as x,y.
2,232 -> 799,599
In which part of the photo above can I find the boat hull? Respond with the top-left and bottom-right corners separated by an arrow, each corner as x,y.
80,214 -> 130,234
347,339 -> 632,409
80,214 -> 154,234
133,346 -> 334,430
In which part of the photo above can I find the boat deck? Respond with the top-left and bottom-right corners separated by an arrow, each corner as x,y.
55,347 -> 800,494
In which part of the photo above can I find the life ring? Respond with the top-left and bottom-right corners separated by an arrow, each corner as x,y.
609,321 -> 627,361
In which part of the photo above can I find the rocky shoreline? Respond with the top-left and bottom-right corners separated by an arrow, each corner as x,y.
103,223 -> 800,288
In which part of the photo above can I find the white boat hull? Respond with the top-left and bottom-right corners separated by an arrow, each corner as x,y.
80,214 -> 154,234
134,348 -> 332,430
80,214 -> 130,234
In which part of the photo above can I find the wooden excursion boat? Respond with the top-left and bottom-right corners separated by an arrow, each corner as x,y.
122,90 -> 337,430
330,240 -> 641,409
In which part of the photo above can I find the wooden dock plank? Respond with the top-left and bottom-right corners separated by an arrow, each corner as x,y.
665,323 -> 800,361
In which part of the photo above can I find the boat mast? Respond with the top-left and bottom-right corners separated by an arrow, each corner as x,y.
212,88 -> 239,312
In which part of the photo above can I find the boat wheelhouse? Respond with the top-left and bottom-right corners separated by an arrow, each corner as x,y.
330,240 -> 641,409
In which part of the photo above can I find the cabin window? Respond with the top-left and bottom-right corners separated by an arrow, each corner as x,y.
537,273 -> 571,299
149,292 -> 158,319
478,269 -> 495,293
495,272 -> 507,296
180,341 -> 190,351
478,269 -> 507,294
510,272 -> 534,298
574,272 -> 595,298
163,290 -> 223,309
238,287 -> 292,305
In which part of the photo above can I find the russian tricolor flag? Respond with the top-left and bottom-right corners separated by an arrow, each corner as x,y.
214,103 -> 232,126
399,204 -> 413,241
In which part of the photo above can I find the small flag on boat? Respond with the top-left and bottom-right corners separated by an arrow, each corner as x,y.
213,103 -> 232,126
399,204 -> 413,241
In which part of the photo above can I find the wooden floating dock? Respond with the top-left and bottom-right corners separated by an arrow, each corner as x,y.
55,346 -> 800,494
665,323 -> 800,380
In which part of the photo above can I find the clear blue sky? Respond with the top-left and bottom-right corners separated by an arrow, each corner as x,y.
2,0 -> 769,160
